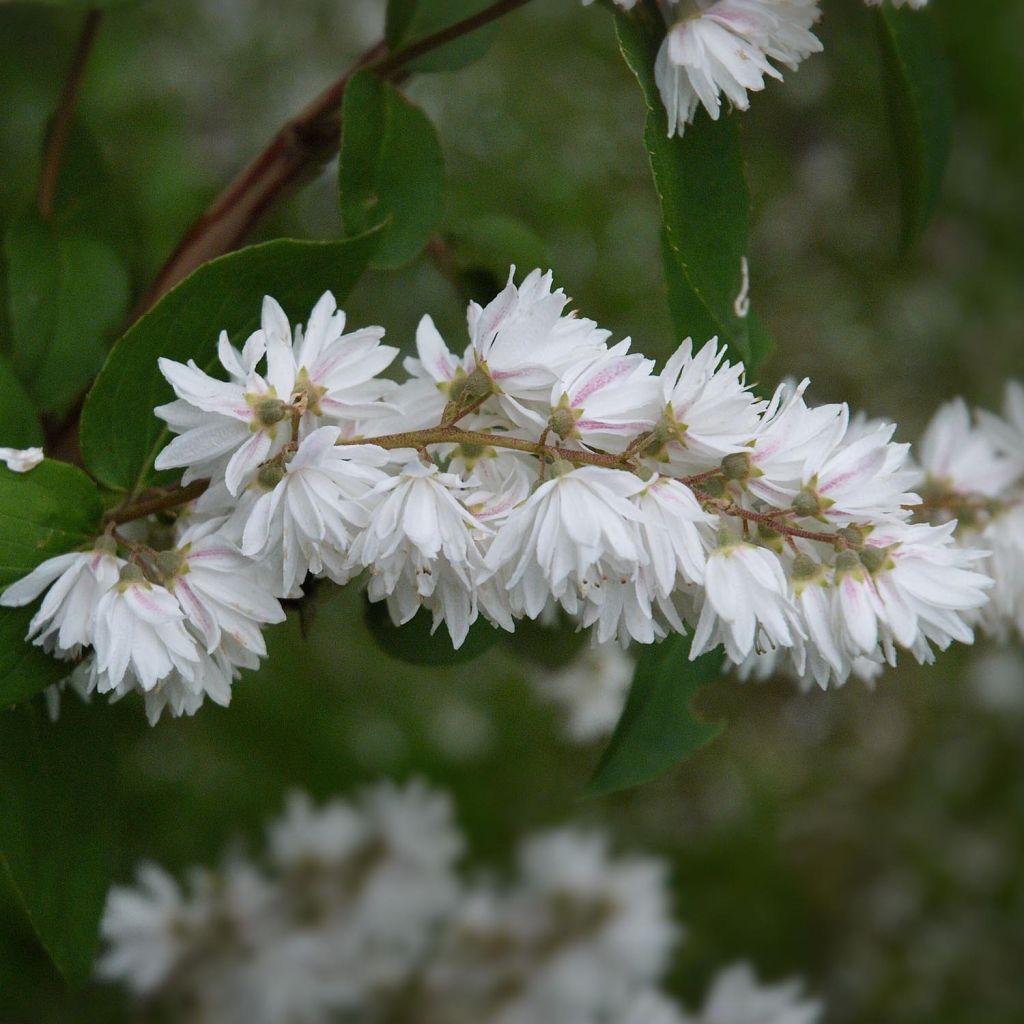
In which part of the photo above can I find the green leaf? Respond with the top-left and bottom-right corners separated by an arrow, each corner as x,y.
588,634 -> 723,796
79,233 -> 379,495
875,7 -> 954,249
0,0 -> 135,8
364,598 -> 499,667
339,71 -> 445,270
0,696 -> 119,985
0,354 -> 43,447
615,10 -> 759,368
385,0 -> 500,73
4,208 -> 130,416
0,459 -> 103,588
0,458 -> 104,706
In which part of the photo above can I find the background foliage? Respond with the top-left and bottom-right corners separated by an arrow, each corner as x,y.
0,0 -> 1022,1021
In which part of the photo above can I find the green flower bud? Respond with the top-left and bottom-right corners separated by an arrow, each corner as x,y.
838,525 -> 866,548
834,549 -> 861,575
791,553 -> 821,580
254,396 -> 287,427
721,452 -> 751,481
792,488 -> 821,518
257,463 -> 285,490
859,545 -> 888,574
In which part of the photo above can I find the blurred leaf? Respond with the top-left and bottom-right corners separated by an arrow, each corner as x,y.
0,696 -> 119,985
500,615 -> 587,671
364,598 -> 499,667
875,7 -> 954,249
4,208 -> 130,415
615,10 -> 758,368
0,354 -> 43,447
80,233 -> 379,495
588,634 -> 723,796
0,458 -> 104,706
340,71 -> 445,270
386,0 -> 500,73
52,123 -> 138,265
0,0 -> 134,7
448,213 -> 549,275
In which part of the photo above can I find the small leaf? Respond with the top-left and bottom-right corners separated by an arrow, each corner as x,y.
614,10 -> 760,369
385,0 -> 500,73
0,354 -> 43,447
875,7 -> 954,249
0,696 -> 119,984
0,458 -> 105,706
339,71 -> 445,270
4,208 -> 130,415
588,634 -> 723,796
79,233 -> 379,496
363,598 -> 498,667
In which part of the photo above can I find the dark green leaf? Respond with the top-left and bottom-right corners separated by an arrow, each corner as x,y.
615,10 -> 759,368
588,634 -> 723,796
875,7 -> 954,249
0,696 -> 119,984
364,598 -> 499,667
0,354 -> 43,447
80,233 -> 379,495
385,0 -> 419,50
500,614 -> 587,672
0,459 -> 103,588
339,71 -> 445,270
386,0 -> 500,73
4,208 -> 130,415
0,459 -> 105,706
0,0 -> 135,8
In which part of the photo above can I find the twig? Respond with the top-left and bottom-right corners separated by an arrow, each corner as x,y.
38,9 -> 104,220
134,0 -> 536,318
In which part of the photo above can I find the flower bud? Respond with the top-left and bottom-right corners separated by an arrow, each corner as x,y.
257,463 -> 285,490
859,545 -> 888,574
791,553 -> 820,580
792,488 -> 821,518
254,396 -> 287,427
548,405 -> 579,440
834,549 -> 861,575
721,452 -> 751,481
838,525 -> 866,548
154,548 -> 187,581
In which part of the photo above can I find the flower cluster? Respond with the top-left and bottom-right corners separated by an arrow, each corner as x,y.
584,0 -> 928,138
99,781 -> 823,1024
1,268 -> 1000,718
915,384 -> 1024,645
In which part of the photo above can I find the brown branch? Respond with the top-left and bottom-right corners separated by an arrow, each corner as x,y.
107,479 -> 209,524
133,0 -> 536,319
38,9 -> 104,221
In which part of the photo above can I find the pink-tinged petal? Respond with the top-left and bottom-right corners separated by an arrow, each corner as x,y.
415,315 -> 458,384
224,431 -> 273,496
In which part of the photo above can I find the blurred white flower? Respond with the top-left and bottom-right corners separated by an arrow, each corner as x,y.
655,0 -> 822,137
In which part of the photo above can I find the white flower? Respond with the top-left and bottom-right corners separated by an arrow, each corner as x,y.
531,643 -> 635,742
98,863 -> 196,994
466,267 -> 611,419
582,0 -> 638,10
658,338 -> 765,474
154,293 -> 395,495
866,521 -> 992,656
691,534 -> 803,663
978,380 -> 1024,476
165,530 -> 285,654
0,446 -> 44,472
241,426 -> 390,596
259,291 -> 398,428
747,379 -> 847,507
92,567 -> 200,693
347,455 -> 493,647
655,0 -> 822,138
138,643 -> 254,725
693,962 -> 823,1024
0,542 -> 124,657
635,475 -> 714,592
798,419 -> 920,523
543,339 -> 662,452
485,465 -> 648,620
920,397 -> 1017,498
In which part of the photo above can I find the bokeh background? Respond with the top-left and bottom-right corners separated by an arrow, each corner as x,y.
1,0 -> 1022,1020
